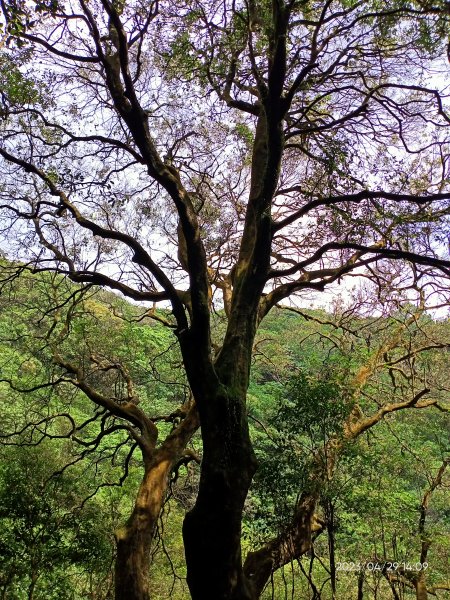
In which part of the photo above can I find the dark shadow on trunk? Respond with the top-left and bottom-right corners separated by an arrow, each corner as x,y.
183,390 -> 257,600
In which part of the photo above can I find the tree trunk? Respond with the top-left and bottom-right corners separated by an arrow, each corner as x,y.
243,493 -> 320,598
327,500 -> 337,599
183,389 -> 257,600
115,400 -> 199,600
115,443 -> 187,597
357,569 -> 364,600
28,570 -> 39,600
114,456 -> 170,600
415,574 -> 428,600
114,403 -> 199,600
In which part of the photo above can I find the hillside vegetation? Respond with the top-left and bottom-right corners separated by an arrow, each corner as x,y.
0,270 -> 448,599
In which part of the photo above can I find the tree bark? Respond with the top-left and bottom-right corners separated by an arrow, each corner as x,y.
415,574 -> 428,600
183,388 -> 257,600
28,570 -> 39,600
114,455 -> 171,600
327,500 -> 337,599
357,569 -> 364,600
115,405 -> 199,600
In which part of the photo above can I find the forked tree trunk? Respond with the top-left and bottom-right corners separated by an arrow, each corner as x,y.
114,455 -> 171,600
183,389 -> 257,600
114,403 -> 199,600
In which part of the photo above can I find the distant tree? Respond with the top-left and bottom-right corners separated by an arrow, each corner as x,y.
1,1 -> 450,599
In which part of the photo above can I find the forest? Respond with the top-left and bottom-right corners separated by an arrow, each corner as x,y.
0,0 -> 450,599
0,271 -> 448,599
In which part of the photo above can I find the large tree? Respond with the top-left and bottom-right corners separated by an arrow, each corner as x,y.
1,0 -> 450,598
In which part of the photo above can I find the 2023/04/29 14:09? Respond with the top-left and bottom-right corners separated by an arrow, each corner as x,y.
336,562 -> 429,572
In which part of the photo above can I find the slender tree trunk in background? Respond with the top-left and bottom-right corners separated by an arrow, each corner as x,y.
27,571 -> 38,600
183,388 -> 257,600
327,500 -> 337,599
357,569 -> 364,600
414,457 -> 449,600
415,539 -> 430,600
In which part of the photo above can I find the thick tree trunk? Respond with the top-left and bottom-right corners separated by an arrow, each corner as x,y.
115,528 -> 152,600
114,403 -> 199,600
183,390 -> 257,600
114,456 -> 171,600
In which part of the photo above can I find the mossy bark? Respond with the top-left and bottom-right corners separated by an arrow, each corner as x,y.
114,457 -> 171,600
114,406 -> 199,600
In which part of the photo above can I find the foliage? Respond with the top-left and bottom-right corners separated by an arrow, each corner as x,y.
0,442 -> 114,600
0,276 -> 449,598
